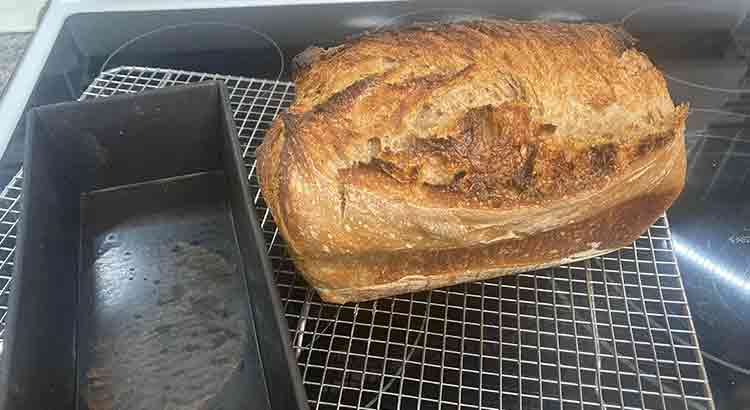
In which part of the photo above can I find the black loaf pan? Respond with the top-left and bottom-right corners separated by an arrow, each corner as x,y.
0,82 -> 308,410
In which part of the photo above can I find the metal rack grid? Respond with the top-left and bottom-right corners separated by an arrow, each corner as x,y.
0,66 -> 714,410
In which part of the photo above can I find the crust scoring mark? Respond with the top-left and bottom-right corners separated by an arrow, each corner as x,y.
281,20 -> 681,210
339,183 -> 348,220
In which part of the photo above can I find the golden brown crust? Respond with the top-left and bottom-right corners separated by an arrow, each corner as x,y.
309,136 -> 685,303
257,19 -> 688,303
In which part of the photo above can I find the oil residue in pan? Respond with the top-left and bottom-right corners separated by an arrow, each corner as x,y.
77,172 -> 256,409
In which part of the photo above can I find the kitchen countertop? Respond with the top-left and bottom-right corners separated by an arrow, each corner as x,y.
0,33 -> 30,94
0,32 -> 30,187
1,22 -> 749,410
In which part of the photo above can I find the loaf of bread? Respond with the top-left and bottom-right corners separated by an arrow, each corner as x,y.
257,20 -> 687,303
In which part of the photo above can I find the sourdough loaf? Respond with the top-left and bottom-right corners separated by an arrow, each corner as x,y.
257,20 -> 687,303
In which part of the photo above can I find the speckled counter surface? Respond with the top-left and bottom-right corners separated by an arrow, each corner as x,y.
0,33 -> 31,187
0,33 -> 31,93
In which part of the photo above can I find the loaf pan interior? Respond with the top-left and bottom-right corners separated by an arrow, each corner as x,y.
0,82 -> 307,410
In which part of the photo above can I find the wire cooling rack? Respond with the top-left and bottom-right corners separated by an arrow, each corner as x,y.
0,66 -> 715,410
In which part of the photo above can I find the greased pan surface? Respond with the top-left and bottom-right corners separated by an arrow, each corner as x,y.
0,82 -> 307,410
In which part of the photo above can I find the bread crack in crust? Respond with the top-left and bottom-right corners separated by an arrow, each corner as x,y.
257,19 -> 687,303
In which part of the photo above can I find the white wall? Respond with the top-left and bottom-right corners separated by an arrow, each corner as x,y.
0,0 -> 47,33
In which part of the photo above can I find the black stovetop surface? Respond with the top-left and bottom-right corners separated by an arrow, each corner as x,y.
669,95 -> 750,409
2,18 -> 750,409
